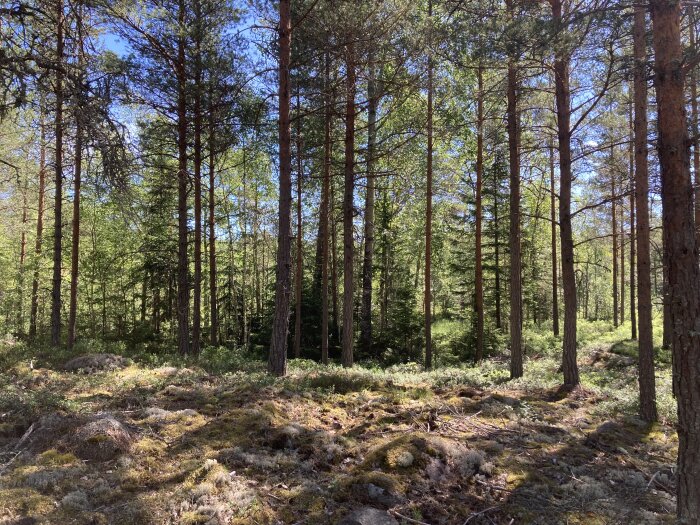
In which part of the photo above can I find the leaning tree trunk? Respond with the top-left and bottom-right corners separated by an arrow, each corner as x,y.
552,0 -> 579,387
360,55 -> 377,357
176,0 -> 190,355
341,40 -> 356,368
50,0 -> 64,347
634,1 -> 657,423
506,1 -> 522,378
650,0 -> 700,518
268,0 -> 292,376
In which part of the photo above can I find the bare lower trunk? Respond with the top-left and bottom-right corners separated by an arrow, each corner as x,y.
192,11 -> 203,355
268,0 -> 292,376
342,41 -> 356,368
634,2 -> 657,423
629,101 -> 637,341
650,1 -> 700,518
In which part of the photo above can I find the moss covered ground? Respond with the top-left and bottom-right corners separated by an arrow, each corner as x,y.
0,321 -> 678,524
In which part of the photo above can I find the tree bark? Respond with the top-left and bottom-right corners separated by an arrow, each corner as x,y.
634,2 -> 657,423
50,0 -> 64,347
550,141 -> 559,336
475,64 -> 485,362
552,0 -> 579,387
690,8 -> 700,248
268,0 -> 292,376
342,40 -> 356,368
320,51 -> 331,364
30,110 -> 47,341
650,1 -> 700,518
176,0 -> 190,355
611,145 -> 619,328
629,101 -> 637,341
294,94 -> 303,359
424,0 -> 434,369
192,2 -> 203,355
507,8 -> 522,378
360,55 -> 377,357
208,89 -> 218,346
67,102 -> 82,349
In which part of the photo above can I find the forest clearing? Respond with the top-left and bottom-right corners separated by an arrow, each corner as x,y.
0,322 -> 680,524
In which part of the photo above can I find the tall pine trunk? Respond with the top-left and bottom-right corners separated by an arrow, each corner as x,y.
611,146 -> 618,328
650,1 -> 700,517
424,0 -> 433,369
475,65 -> 485,362
634,2 -> 656,423
294,95 -> 303,359
360,56 -> 377,357
507,3 -> 522,378
550,141 -> 559,336
176,0 -> 190,355
320,52 -> 331,364
192,4 -> 203,355
629,101 -> 637,340
30,110 -> 47,341
67,105 -> 82,348
208,90 -> 218,346
552,0 -> 579,387
268,0 -> 292,376
341,40 -> 356,368
50,0 -> 64,347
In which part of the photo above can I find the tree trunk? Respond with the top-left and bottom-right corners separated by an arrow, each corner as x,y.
342,40 -> 356,368
650,2 -> 700,518
192,4 -> 203,355
50,0 -> 64,347
268,0 -> 292,376
424,0 -> 433,369
30,110 -> 47,341
550,141 -> 559,336
690,8 -> 700,248
475,64 -> 485,362
320,51 -> 331,364
493,178 -> 502,330
552,0 -> 579,387
17,178 -> 28,334
208,89 -> 218,346
360,55 -> 377,357
294,94 -> 303,359
67,105 -> 82,349
629,101 -> 637,340
634,2 -> 657,423
506,12 -> 522,378
176,0 -> 190,355
611,145 -> 619,328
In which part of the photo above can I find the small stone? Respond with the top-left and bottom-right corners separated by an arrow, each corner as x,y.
338,507 -> 399,525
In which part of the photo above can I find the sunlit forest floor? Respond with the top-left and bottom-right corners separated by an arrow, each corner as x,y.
0,321 -> 678,524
